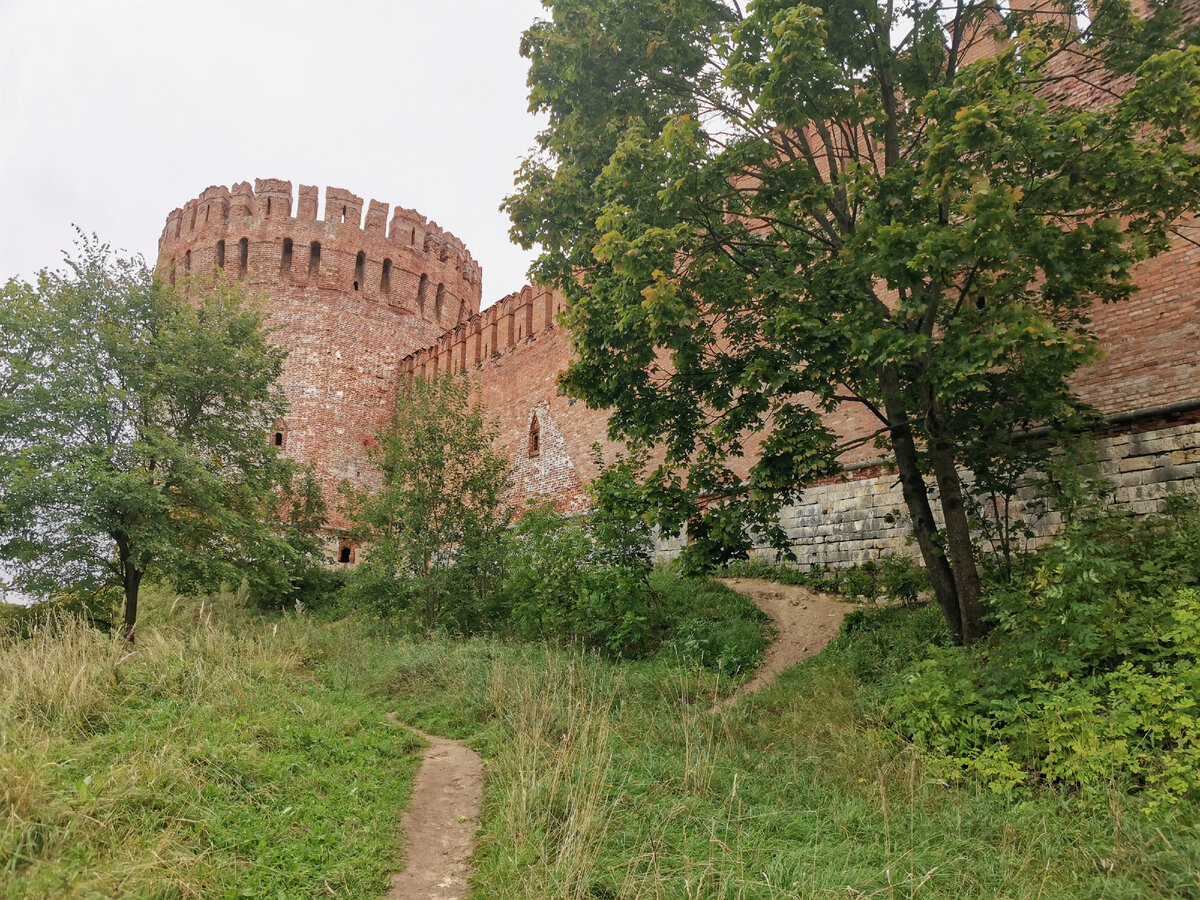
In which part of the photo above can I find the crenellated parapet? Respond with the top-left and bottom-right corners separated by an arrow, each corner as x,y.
158,179 -> 484,329
400,283 -> 565,382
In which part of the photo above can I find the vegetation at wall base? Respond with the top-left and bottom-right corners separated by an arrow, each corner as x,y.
329,565 -> 1200,897
723,552 -> 933,605
4,503 -> 1200,898
891,499 -> 1200,813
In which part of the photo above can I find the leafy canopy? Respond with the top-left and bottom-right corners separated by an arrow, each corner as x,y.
344,374 -> 512,630
506,0 -> 1200,642
0,235 -> 296,635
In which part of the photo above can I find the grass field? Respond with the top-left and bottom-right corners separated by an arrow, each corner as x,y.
2,578 -> 1198,898
0,595 -> 421,898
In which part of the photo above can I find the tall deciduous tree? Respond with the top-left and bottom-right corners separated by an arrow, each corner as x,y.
0,236 -> 292,638
505,0 -> 1200,643
345,374 -> 511,630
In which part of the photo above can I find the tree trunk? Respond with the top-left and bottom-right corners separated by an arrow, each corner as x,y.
923,398 -> 989,643
116,535 -> 143,643
879,366 -> 965,644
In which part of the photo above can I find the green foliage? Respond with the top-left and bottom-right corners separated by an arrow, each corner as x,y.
500,485 -> 767,664
343,374 -> 512,631
724,553 -> 930,604
586,444 -> 656,572
878,553 -> 931,606
504,504 -> 594,640
893,502 -> 1200,811
506,0 -> 1200,644
353,609 -> 1200,898
656,573 -> 768,672
0,236 -> 293,636
9,575 -> 1200,896
504,504 -> 666,658
247,463 -> 339,611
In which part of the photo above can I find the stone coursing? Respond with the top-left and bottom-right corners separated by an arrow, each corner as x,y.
683,416 -> 1200,569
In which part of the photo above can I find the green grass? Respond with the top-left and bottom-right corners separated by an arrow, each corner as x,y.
3,573 -> 1199,898
299,583 -> 1200,899
0,593 -> 421,898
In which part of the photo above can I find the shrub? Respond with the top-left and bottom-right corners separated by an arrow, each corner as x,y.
892,502 -> 1200,811
879,554 -> 929,606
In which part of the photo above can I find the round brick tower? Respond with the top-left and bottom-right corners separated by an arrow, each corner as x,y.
157,178 -> 483,530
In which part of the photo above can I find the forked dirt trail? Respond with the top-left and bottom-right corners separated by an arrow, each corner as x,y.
385,716 -> 483,900
381,578 -> 845,896
717,577 -> 852,707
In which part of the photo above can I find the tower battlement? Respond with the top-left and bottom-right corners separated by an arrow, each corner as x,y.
400,283 -> 566,382
155,178 -> 495,529
158,179 -> 483,325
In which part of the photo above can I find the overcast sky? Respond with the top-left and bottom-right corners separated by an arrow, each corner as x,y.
0,0 -> 551,304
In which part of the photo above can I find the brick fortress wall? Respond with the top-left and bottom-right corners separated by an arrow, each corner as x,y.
398,285 -> 623,515
395,227 -> 1200,565
156,164 -> 1199,563
157,179 -> 483,531
392,0 -> 1200,557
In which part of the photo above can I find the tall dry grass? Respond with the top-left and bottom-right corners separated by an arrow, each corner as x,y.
0,596 -> 321,896
482,655 -> 623,898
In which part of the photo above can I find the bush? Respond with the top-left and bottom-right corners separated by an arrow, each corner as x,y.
656,574 -> 769,673
891,502 -> 1200,811
501,506 -> 769,665
879,554 -> 929,606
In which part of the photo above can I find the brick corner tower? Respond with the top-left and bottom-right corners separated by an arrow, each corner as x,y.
156,178 -> 484,530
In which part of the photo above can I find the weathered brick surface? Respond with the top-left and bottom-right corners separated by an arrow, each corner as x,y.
157,155 -> 1200,560
157,180 -> 482,529
400,286 -> 623,514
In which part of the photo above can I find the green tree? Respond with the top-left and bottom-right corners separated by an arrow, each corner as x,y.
247,463 -> 336,610
0,236 -> 292,638
345,374 -> 511,630
505,0 -> 1200,643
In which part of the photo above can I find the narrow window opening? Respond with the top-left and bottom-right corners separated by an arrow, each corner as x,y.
410,227 -> 416,246
266,197 -> 272,216
281,238 -> 293,274
338,545 -> 354,564
381,258 -> 392,295
341,205 -> 347,223
309,241 -> 321,277
273,431 -> 284,447
354,251 -> 365,291
184,249 -> 191,273
238,238 -> 248,278
205,205 -> 210,222
215,239 -> 225,271
417,273 -> 428,314
529,416 -> 541,457
435,283 -> 445,319
189,208 -> 196,231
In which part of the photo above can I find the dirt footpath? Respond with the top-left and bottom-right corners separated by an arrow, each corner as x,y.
379,577 -> 848,896
386,717 -> 483,900
717,577 -> 852,706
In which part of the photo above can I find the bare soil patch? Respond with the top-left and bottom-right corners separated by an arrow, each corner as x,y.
717,577 -> 853,707
385,715 -> 483,900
